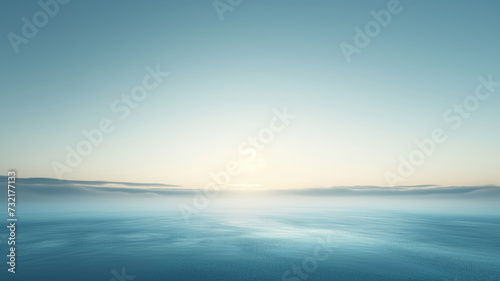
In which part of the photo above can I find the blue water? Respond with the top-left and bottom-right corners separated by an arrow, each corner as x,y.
2,207 -> 499,281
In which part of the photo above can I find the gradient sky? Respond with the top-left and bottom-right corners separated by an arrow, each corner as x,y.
1,0 -> 499,188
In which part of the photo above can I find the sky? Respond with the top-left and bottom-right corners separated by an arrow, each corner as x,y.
0,0 -> 499,189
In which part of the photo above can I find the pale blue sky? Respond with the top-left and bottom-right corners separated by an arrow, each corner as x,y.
1,0 -> 499,188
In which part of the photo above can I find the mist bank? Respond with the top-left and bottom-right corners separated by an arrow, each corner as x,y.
1,176 -> 499,215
